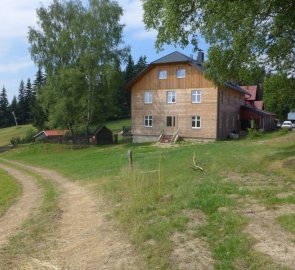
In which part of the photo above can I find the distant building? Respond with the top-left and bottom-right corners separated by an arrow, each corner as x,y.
240,85 -> 277,131
33,130 -> 68,143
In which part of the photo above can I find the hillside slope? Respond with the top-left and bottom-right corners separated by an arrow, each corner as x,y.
0,125 -> 35,146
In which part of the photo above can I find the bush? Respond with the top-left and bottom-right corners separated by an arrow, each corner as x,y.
10,136 -> 22,146
10,129 -> 35,146
247,128 -> 263,139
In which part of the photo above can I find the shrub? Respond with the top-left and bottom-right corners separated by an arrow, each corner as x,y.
247,128 -> 263,139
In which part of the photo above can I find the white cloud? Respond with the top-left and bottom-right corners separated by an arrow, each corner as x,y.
0,0 -> 51,40
119,0 -> 144,29
132,29 -> 157,40
0,57 -> 34,73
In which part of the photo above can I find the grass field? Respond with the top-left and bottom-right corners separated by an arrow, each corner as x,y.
1,129 -> 294,269
0,170 -> 21,217
0,125 -> 36,146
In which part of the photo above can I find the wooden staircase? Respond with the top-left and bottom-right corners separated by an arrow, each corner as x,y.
159,134 -> 173,143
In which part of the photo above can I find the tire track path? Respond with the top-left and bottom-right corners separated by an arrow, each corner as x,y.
0,164 -> 42,247
4,160 -> 141,270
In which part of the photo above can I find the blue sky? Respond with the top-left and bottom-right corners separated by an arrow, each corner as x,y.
0,0 -> 208,102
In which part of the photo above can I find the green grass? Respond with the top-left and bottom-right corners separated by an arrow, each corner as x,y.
0,169 -> 21,216
277,214 -> 295,234
104,118 -> 131,133
0,164 -> 60,268
1,129 -> 294,269
0,125 -> 36,146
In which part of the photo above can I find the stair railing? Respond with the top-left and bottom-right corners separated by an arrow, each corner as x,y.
157,128 -> 165,142
171,128 -> 180,143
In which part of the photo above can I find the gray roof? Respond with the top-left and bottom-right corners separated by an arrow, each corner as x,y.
151,51 -> 194,64
150,51 -> 204,72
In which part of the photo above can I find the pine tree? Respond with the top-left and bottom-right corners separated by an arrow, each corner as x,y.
135,55 -> 148,76
25,78 -> 34,121
0,86 -> 10,127
117,55 -> 136,118
17,80 -> 26,125
31,69 -> 47,130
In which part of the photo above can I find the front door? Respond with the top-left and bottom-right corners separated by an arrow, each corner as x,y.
166,116 -> 177,134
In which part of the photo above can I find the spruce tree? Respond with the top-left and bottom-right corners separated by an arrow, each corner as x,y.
0,86 -> 10,127
31,69 -> 47,130
17,80 -> 26,125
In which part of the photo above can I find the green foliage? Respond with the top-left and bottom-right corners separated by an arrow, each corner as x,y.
247,128 -> 263,139
0,86 -> 12,128
10,129 -> 35,146
28,0 -> 128,133
143,0 -> 295,82
263,74 -> 295,119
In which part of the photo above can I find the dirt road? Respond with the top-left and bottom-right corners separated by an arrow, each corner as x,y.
0,160 -> 142,270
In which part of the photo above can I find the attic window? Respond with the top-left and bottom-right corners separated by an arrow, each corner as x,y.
177,69 -> 186,78
159,70 -> 167,79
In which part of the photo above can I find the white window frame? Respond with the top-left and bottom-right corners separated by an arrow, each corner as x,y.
192,90 -> 202,103
167,91 -> 176,103
159,70 -> 167,79
144,91 -> 153,104
192,116 -> 201,129
177,68 -> 186,78
144,115 -> 153,127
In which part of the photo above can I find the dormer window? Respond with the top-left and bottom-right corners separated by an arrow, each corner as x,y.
159,70 -> 167,79
177,69 -> 186,78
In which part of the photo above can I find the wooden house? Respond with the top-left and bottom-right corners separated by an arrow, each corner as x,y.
128,51 -> 249,142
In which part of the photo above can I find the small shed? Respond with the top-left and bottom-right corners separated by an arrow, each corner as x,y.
33,130 -> 68,143
93,126 -> 113,145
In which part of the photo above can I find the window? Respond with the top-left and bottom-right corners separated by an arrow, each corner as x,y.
144,115 -> 153,127
144,91 -> 153,104
192,116 -> 201,129
177,69 -> 186,78
192,90 -> 202,103
159,70 -> 167,79
166,116 -> 176,127
167,91 -> 176,103
176,68 -> 185,78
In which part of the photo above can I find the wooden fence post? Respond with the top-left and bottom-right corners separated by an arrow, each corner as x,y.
128,149 -> 133,171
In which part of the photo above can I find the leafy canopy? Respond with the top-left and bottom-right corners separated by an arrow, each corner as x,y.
28,0 -> 128,132
143,0 -> 295,83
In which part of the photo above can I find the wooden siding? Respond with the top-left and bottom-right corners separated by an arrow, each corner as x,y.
131,64 -> 218,140
217,87 -> 245,139
131,63 -> 215,91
